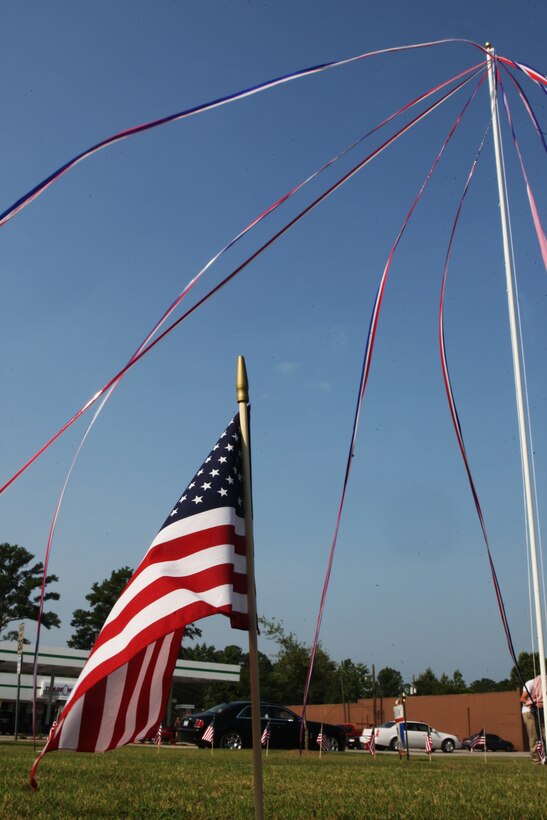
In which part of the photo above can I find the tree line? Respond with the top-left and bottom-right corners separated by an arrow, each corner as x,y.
1,544 -> 541,709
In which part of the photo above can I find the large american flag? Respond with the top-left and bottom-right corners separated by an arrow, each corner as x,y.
31,416 -> 248,788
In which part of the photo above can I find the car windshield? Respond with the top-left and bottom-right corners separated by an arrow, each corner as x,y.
379,721 -> 395,728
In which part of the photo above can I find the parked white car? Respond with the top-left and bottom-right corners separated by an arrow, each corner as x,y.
360,720 -> 461,752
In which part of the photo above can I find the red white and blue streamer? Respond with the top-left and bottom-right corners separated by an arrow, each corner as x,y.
498,74 -> 547,272
1,64 -> 483,500
496,55 -> 547,94
0,39 -> 487,231
300,71 -> 488,728
438,126 -> 526,681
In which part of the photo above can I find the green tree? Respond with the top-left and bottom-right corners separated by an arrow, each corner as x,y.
68,566 -> 202,649
451,670 -> 467,693
259,616 -> 338,704
509,652 -> 546,689
414,667 -> 440,696
469,677 -> 498,693
329,659 -> 371,703
0,543 -> 60,637
376,667 -> 404,697
436,670 -> 467,694
68,566 -> 134,649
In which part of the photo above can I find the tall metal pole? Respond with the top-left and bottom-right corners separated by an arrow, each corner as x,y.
237,355 -> 264,820
486,44 -> 547,727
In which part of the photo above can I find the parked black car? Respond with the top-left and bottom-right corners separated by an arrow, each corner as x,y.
178,702 -> 346,751
0,710 -> 15,735
462,731 -> 515,752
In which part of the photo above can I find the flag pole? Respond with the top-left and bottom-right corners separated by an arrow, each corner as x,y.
237,355 -> 264,820
486,43 -> 547,733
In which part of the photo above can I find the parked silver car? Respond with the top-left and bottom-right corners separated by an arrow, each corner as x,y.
360,720 -> 461,752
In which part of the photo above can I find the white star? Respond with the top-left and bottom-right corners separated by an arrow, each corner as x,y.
178,495 -> 187,503
232,433 -> 239,441
197,469 -> 204,476
226,475 -> 234,485
225,443 -> 234,452
170,508 -> 178,517
205,456 -> 212,463
192,495 -> 203,505
213,444 -> 220,450
188,482 -> 196,489
218,487 -> 228,497
201,482 -> 212,491
220,431 -> 227,438
210,469 -> 220,477
219,456 -> 227,464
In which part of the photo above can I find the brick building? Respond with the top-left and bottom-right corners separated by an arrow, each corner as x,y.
290,691 -> 527,751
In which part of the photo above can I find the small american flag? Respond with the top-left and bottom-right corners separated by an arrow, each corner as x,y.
317,730 -> 327,751
47,721 -> 58,742
261,722 -> 271,746
202,722 -> 214,745
154,724 -> 162,746
537,740 -> 546,764
470,732 -> 485,751
365,729 -> 376,755
425,731 -> 433,755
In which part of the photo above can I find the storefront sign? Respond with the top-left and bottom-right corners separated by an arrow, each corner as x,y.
39,680 -> 75,699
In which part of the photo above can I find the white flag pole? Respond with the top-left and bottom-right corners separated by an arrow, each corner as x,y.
486,43 -> 547,734
237,356 -> 264,820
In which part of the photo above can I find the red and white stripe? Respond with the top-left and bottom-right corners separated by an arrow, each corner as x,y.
202,722 -> 215,745
497,55 -> 547,92
31,502 -> 247,785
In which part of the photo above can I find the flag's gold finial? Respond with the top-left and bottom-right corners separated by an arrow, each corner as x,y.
485,41 -> 492,50
236,355 -> 249,403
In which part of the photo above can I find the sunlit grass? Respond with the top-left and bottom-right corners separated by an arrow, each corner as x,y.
1,742 -> 544,818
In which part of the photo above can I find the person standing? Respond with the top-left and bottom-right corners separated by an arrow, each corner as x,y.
521,675 -> 542,764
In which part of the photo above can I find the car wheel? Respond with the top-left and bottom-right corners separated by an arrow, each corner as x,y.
219,729 -> 244,750
389,737 -> 399,751
441,739 -> 455,753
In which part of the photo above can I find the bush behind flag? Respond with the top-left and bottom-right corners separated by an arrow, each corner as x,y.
31,415 -> 249,788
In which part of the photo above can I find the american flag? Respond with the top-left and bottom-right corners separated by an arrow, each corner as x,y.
31,416 -> 249,788
261,722 -> 271,746
365,729 -> 376,755
537,740 -> 546,764
425,731 -> 433,755
202,721 -> 214,745
317,730 -> 328,751
154,724 -> 162,746
47,721 -> 58,742
470,732 -> 485,751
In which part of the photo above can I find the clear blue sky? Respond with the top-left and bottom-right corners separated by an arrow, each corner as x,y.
1,1 -> 546,687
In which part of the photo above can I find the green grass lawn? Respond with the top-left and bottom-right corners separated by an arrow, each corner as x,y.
1,742 -> 544,818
